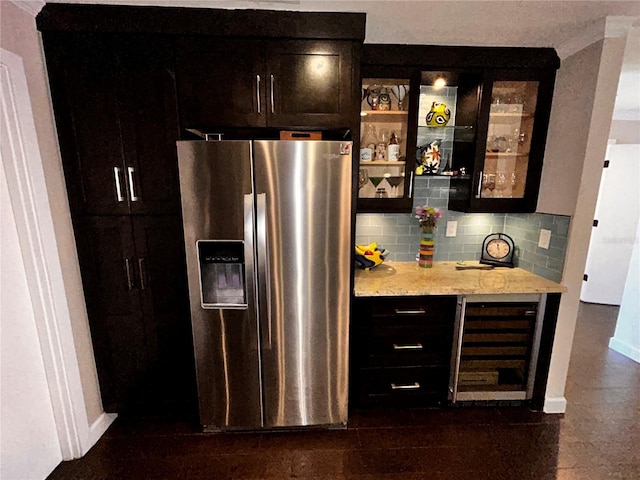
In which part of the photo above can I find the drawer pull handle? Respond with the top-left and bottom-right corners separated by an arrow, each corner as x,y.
391,382 -> 421,390
394,308 -> 426,314
525,310 -> 537,316
393,343 -> 423,350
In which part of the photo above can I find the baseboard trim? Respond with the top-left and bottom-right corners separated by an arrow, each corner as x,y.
609,337 -> 640,363
82,412 -> 117,456
543,396 -> 567,414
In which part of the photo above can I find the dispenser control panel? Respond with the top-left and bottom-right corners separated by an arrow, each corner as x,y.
197,240 -> 247,309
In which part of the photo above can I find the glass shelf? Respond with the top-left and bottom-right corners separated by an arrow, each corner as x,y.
360,160 -> 406,166
417,125 -> 473,130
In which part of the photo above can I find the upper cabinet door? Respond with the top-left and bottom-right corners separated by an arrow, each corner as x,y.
44,33 -> 183,216
357,66 -> 420,213
44,33 -> 130,216
175,37 -> 267,129
115,36 -> 182,215
459,69 -> 556,213
265,40 -> 355,128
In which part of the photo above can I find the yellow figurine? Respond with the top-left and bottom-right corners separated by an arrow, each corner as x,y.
426,101 -> 451,126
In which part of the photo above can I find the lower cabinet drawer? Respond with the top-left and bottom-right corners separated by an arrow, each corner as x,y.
362,323 -> 453,367
355,366 -> 449,408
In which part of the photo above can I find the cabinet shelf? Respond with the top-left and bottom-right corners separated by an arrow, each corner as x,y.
490,112 -> 534,119
361,110 -> 408,117
485,152 -> 529,158
360,161 -> 406,166
418,125 -> 473,131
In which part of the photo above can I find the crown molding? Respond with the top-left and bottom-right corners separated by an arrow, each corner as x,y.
10,1 -> 45,17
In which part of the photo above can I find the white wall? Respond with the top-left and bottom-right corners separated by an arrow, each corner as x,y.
609,219 -> 640,363
1,164 -> 61,480
0,1 -> 104,427
1,2 -> 115,473
610,120 -> 640,143
543,34 -> 628,413
536,41 -> 604,216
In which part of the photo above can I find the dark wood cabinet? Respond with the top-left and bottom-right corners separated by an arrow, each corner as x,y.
176,38 -> 357,129
357,45 -> 559,214
42,32 -> 194,415
351,296 -> 456,408
37,3 -> 365,417
73,216 -> 194,414
447,69 -> 557,213
44,33 -> 181,216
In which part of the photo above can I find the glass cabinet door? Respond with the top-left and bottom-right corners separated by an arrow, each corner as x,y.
358,78 -> 411,201
415,71 -> 480,179
478,81 -> 539,199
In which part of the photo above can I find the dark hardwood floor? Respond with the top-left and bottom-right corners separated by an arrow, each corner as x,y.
48,302 -> 640,479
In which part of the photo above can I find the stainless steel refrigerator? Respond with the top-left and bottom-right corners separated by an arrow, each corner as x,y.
177,139 -> 353,431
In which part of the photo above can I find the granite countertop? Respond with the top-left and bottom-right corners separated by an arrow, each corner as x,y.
354,261 -> 566,297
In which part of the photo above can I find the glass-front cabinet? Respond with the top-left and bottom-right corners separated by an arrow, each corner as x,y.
480,80 -> 539,200
358,46 -> 559,214
449,71 -> 556,213
358,72 -> 417,212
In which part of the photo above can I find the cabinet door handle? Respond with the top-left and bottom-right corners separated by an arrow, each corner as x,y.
270,74 -> 275,114
256,75 -> 261,114
393,343 -> 423,350
138,258 -> 146,290
391,382 -> 421,390
124,258 -> 134,291
113,167 -> 124,202
476,170 -> 483,199
127,167 -> 138,201
408,171 -> 414,198
394,308 -> 426,314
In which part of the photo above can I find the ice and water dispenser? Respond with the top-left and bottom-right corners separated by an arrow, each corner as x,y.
197,241 -> 247,309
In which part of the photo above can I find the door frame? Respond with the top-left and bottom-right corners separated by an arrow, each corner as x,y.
1,46 -> 114,459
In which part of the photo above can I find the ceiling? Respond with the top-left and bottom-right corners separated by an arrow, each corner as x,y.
45,0 -> 640,120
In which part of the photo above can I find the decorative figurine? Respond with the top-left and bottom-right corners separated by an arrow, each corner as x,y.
426,101 -> 451,127
378,87 -> 391,110
366,84 -> 381,110
417,140 -> 442,174
390,85 -> 408,110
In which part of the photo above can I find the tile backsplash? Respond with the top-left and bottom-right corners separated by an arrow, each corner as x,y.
356,176 -> 569,283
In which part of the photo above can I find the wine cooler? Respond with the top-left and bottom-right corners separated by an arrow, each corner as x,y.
449,294 -> 547,403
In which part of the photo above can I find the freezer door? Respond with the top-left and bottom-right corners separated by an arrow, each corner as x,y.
177,140 -> 262,430
253,140 -> 352,427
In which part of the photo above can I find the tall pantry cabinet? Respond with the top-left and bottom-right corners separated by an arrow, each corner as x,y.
42,32 -> 195,415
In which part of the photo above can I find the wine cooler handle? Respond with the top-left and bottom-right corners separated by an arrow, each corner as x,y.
114,167 -> 124,202
124,258 -> 134,291
256,75 -> 261,114
127,167 -> 139,201
394,308 -> 426,314
270,75 -> 275,114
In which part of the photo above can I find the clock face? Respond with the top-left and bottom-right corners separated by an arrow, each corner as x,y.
486,238 -> 510,259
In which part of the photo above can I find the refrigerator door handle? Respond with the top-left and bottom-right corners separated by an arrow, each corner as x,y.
256,192 -> 272,348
